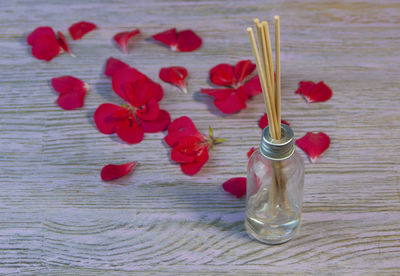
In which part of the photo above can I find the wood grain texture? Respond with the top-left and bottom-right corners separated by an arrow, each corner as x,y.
1,0 -> 400,274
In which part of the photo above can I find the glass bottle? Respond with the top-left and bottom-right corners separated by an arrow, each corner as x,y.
246,124 -> 304,244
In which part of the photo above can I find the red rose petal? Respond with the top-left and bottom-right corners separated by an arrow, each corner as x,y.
159,66 -> 188,92
69,21 -> 97,40
238,75 -> 262,98
200,88 -> 235,100
51,76 -> 88,110
296,132 -> 330,163
116,118 -> 144,144
164,116 -> 200,147
258,113 -> 290,129
104,57 -> 130,77
222,177 -> 247,198
176,29 -> 202,52
112,67 -> 148,102
247,147 -> 256,159
214,93 -> 247,114
101,162 -> 137,181
296,81 -> 332,103
234,60 -> 256,84
113,29 -> 140,53
57,31 -> 72,55
180,149 -> 209,176
94,103 -> 127,134
152,28 -> 177,48
209,64 -> 235,86
27,27 -> 62,61
138,109 -> 171,133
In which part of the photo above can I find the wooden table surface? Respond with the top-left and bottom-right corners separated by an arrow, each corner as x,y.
1,0 -> 399,274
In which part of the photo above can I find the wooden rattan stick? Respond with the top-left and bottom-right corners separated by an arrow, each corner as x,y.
247,27 -> 276,138
262,21 -> 275,111
275,16 -> 281,139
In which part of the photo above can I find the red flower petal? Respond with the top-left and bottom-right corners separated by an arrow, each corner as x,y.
258,113 -> 290,129
159,66 -> 188,92
164,116 -> 201,147
138,109 -> 171,133
112,67 -> 148,102
27,27 -> 62,61
57,31 -> 72,55
200,88 -> 235,100
94,103 -> 127,134
152,28 -> 177,48
176,29 -> 202,52
296,81 -> 332,103
247,147 -> 256,159
116,118 -> 144,144
296,132 -> 330,162
69,21 -> 97,40
27,26 -> 55,45
180,149 -> 209,175
170,136 -> 203,163
51,76 -> 86,94
125,78 -> 154,108
209,64 -> 235,86
237,75 -> 262,98
135,98 -> 160,121
56,88 -> 86,110
222,177 -> 247,198
101,162 -> 137,181
214,93 -> 247,114
113,29 -> 140,53
104,57 -> 130,77
51,76 -> 88,110
149,81 -> 164,102
234,60 -> 256,84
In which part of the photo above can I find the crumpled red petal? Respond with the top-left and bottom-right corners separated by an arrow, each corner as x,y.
69,21 -> 97,40
234,60 -> 256,84
176,29 -> 202,52
116,118 -> 144,144
164,116 -> 200,147
237,75 -> 262,98
247,147 -> 256,159
94,103 -> 127,134
101,162 -> 137,181
170,136 -> 203,163
113,29 -> 140,53
180,148 -> 209,175
296,81 -> 332,103
214,93 -> 247,114
56,31 -> 72,55
200,88 -> 236,100
27,27 -> 62,61
152,28 -> 177,48
51,76 -> 88,110
222,177 -> 247,198
258,113 -> 290,129
296,132 -> 330,163
209,64 -> 235,86
152,28 -> 202,52
104,57 -> 130,77
135,98 -> 160,121
159,66 -> 188,92
138,110 -> 171,133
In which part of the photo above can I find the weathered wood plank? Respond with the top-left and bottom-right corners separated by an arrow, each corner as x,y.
0,0 -> 399,274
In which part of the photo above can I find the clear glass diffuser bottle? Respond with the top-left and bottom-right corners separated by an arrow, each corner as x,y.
246,124 -> 304,244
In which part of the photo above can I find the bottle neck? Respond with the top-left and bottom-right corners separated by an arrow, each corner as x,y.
260,124 -> 295,161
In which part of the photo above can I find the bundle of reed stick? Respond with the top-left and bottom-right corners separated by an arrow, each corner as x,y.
247,16 -> 290,216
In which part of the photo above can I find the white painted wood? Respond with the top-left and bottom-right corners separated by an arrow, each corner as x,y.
0,0 -> 399,274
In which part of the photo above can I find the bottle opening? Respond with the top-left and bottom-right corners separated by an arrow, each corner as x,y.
260,124 -> 295,160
